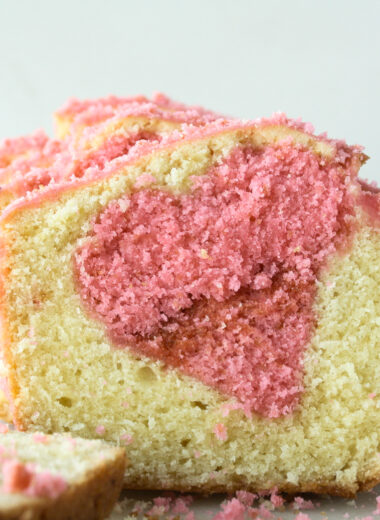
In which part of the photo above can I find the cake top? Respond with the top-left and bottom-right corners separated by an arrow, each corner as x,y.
0,130 -> 50,168
55,92 -> 224,136
0,113 -> 365,222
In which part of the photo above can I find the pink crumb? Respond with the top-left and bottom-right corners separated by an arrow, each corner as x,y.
121,401 -> 129,408
147,496 -> 171,516
294,514 -> 312,520
236,490 -> 257,507
0,424 -> 9,434
374,497 -> 380,515
270,489 -> 285,508
172,497 -> 191,515
213,423 -> 228,441
95,425 -> 106,435
120,433 -> 133,445
27,470 -> 67,499
258,503 -> 274,519
369,393 -> 377,399
212,498 -> 246,520
194,450 -> 201,459
293,496 -> 315,510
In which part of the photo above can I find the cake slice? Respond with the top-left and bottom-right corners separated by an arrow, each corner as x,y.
0,429 -> 126,519
0,95 -> 222,421
53,93 -> 223,179
0,116 -> 378,496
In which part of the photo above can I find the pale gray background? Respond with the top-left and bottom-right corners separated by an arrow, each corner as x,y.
0,0 -> 379,183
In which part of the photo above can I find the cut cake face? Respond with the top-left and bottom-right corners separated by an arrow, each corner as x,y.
0,117 -> 379,496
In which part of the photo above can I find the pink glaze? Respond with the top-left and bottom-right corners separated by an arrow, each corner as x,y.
75,142 -> 356,417
2,459 -> 67,499
0,131 -> 49,168
56,92 -> 222,130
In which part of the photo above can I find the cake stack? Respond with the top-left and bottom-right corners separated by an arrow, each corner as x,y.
0,94 -> 378,509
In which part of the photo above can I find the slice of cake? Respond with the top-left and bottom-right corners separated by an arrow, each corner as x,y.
53,93 -> 223,179
0,116 -> 378,497
0,95 -> 222,421
0,429 -> 126,519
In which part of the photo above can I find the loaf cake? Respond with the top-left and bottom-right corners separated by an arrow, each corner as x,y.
0,429 -> 126,519
0,115 -> 379,497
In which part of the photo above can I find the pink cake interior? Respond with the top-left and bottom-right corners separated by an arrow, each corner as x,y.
75,142 -> 357,418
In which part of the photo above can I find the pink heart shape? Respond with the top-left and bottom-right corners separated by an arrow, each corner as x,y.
75,144 -> 354,417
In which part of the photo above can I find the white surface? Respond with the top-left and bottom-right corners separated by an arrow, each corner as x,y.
0,2 -> 379,517
109,487 -> 380,519
0,0 -> 379,183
